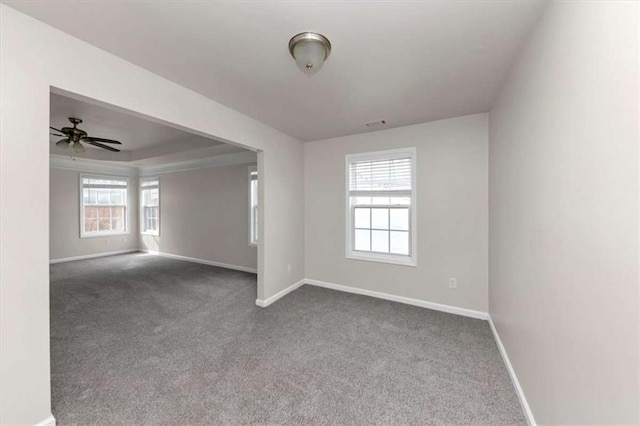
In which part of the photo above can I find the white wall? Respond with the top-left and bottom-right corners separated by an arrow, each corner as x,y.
305,114 -> 488,313
0,5 -> 304,425
489,2 -> 639,424
140,163 -> 257,271
50,168 -> 139,261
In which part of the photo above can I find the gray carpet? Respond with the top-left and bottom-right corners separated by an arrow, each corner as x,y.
50,253 -> 525,425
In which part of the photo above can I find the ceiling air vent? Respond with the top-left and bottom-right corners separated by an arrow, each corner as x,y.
365,119 -> 387,129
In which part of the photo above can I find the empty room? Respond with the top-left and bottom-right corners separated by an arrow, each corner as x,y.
0,1 -> 638,426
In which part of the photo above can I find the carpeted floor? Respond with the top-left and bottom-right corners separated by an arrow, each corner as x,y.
50,253 -> 525,425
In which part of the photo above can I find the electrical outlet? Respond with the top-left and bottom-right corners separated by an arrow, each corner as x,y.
448,278 -> 457,289
287,264 -> 292,273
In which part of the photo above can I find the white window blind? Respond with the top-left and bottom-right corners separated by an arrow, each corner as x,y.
346,148 -> 416,266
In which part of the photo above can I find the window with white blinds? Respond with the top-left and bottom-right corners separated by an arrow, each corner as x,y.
346,148 -> 416,266
80,175 -> 129,237
249,167 -> 258,246
140,178 -> 160,235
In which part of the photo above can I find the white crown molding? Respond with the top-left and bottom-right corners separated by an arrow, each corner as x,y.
50,155 -> 137,176
50,151 -> 257,176
138,151 -> 257,176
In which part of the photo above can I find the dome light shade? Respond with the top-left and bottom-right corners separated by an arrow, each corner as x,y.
289,32 -> 331,77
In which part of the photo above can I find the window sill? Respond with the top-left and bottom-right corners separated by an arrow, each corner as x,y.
346,252 -> 416,267
141,232 -> 160,236
81,231 -> 130,239
249,242 -> 258,247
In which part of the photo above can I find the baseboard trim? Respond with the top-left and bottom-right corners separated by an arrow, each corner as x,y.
488,315 -> 536,426
50,249 -> 139,264
34,414 -> 56,426
141,249 -> 257,274
305,278 -> 488,320
256,279 -> 305,307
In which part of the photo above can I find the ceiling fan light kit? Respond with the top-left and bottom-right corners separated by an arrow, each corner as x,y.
50,117 -> 123,157
288,32 -> 331,77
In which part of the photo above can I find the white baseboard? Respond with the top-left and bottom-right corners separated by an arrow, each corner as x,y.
305,278 -> 488,320
488,315 -> 536,426
34,414 -> 56,426
140,249 -> 257,274
255,279 -> 305,307
50,249 -> 139,264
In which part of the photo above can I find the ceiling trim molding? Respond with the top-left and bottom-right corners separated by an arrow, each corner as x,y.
137,151 -> 257,176
50,155 -> 138,176
49,151 -> 257,177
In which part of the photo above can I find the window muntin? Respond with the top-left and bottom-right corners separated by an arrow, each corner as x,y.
80,175 -> 128,237
249,167 -> 258,246
346,148 -> 416,266
140,178 -> 160,235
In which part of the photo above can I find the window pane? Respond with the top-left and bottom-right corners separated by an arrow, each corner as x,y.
84,219 -> 98,232
372,197 -> 390,205
354,229 -> 371,251
83,189 -> 90,203
90,189 -> 98,204
98,218 -> 111,231
85,206 -> 97,219
390,196 -> 411,206
371,208 -> 389,230
371,230 -> 389,253
354,196 -> 371,205
111,206 -> 124,220
112,219 -> 124,231
354,208 -> 370,229
110,189 -> 123,204
390,231 -> 409,255
97,189 -> 110,204
390,208 -> 409,231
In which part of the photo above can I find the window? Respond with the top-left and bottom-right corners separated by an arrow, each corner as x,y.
346,148 -> 416,266
249,167 -> 258,246
80,175 -> 128,237
140,178 -> 160,235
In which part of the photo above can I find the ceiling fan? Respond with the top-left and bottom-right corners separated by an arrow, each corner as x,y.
50,117 -> 122,153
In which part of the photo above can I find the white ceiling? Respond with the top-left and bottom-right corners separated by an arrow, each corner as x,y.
50,92 -> 247,164
13,1 -> 546,142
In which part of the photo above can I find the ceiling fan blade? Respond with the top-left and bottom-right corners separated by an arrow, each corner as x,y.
50,126 -> 67,133
73,141 -> 85,153
86,141 -> 121,152
56,139 -> 70,148
82,136 -> 122,145
50,133 -> 65,137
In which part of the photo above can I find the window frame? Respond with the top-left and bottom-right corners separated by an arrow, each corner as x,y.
248,166 -> 258,247
139,177 -> 160,236
79,174 -> 130,238
345,147 -> 417,267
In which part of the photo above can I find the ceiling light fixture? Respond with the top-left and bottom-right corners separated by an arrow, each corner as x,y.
288,32 -> 331,77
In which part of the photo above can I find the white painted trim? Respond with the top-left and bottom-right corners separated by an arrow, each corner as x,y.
488,315 -> 536,426
140,249 -> 257,274
50,249 -> 139,264
50,155 -> 137,176
305,278 -> 488,320
255,279 -> 305,307
34,415 -> 55,426
138,151 -> 257,176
